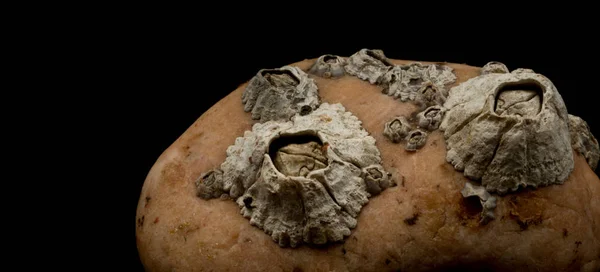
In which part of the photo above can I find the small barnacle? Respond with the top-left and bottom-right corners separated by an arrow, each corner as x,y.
568,114 -> 599,171
241,66 -> 319,122
440,67 -> 573,194
198,103 -> 392,247
416,105 -> 446,131
481,61 -> 509,74
405,129 -> 428,151
309,55 -> 346,78
361,165 -> 394,195
383,116 -> 412,143
417,81 -> 447,107
460,181 -> 497,225
344,49 -> 393,84
196,169 -> 225,199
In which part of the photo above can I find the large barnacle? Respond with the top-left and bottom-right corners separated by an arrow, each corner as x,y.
440,64 -> 573,194
196,103 -> 393,247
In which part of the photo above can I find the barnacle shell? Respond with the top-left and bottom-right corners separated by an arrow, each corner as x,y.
481,61 -> 509,74
378,63 -> 456,106
405,129 -> 428,151
241,66 -> 319,122
440,68 -> 573,194
196,103 -> 392,247
344,49 -> 393,84
569,114 -> 599,170
308,54 -> 346,78
383,116 -> 412,143
416,105 -> 446,131
460,181 -> 497,224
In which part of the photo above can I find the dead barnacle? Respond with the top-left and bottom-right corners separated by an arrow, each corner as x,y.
461,181 -> 497,224
195,169 -> 224,199
481,61 -> 509,74
378,63 -> 456,106
361,165 -> 394,195
344,49 -> 393,84
241,66 -> 319,122
309,55 -> 346,78
196,103 -> 392,247
440,68 -> 573,194
568,114 -> 599,171
405,129 -> 428,151
416,106 -> 446,131
512,68 -> 535,74
383,116 -> 412,143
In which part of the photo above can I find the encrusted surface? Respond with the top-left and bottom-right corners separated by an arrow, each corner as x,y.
196,103 -> 393,247
344,49 -> 393,84
569,114 -> 599,171
241,66 -> 319,122
309,54 -> 346,78
460,181 -> 497,224
379,63 -> 456,106
440,66 -> 574,194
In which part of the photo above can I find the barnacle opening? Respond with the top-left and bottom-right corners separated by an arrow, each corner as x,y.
261,69 -> 300,87
462,196 -> 484,217
268,133 -> 328,177
493,80 -> 544,117
323,55 -> 339,63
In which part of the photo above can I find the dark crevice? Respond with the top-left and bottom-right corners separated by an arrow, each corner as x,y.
268,134 -> 323,160
462,196 -> 483,217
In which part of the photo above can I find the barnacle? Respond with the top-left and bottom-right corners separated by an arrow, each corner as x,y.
196,103 -> 394,247
440,65 -> 573,194
460,181 -> 497,225
344,49 -> 393,84
569,114 -> 599,171
405,129 -> 428,151
416,105 -> 445,131
309,54 -> 346,78
383,116 -> 412,143
481,61 -> 509,74
241,66 -> 319,122
378,62 -> 456,106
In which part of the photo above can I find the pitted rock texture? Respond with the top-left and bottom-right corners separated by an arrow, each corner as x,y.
440,69 -> 574,194
569,114 -> 599,171
309,54 -> 346,78
241,66 -> 319,122
196,103 -> 393,247
137,59 -> 600,272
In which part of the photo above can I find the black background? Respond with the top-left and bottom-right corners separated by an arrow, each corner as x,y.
115,24 -> 599,270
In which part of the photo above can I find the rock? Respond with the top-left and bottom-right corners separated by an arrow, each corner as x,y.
136,57 -> 600,272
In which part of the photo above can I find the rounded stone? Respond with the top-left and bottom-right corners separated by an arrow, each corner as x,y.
136,58 -> 600,272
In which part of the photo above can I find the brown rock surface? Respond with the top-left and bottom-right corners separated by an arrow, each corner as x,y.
136,59 -> 600,271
